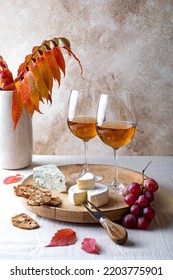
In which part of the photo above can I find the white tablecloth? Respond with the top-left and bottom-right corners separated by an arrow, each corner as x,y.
0,155 -> 173,260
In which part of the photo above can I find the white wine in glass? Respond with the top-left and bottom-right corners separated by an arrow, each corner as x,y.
96,91 -> 137,194
67,89 -> 103,181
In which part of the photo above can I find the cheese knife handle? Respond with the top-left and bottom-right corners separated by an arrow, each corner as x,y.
100,217 -> 128,245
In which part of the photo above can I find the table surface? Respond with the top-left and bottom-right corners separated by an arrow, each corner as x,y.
0,155 -> 173,260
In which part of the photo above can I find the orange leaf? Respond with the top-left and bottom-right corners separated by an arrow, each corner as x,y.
39,56 -> 53,94
24,71 -> 40,109
32,46 -> 39,54
16,79 -> 29,105
24,98 -> 36,117
30,62 -> 49,101
3,174 -> 23,184
81,238 -> 99,254
17,54 -> 32,76
12,89 -> 23,130
14,80 -> 36,117
52,47 -> 66,76
43,50 -> 61,86
46,228 -> 77,247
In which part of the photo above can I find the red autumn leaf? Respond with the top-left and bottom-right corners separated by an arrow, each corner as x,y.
46,228 -> 77,247
3,173 -> 23,184
0,55 -> 8,70
81,238 -> 99,255
0,69 -> 15,90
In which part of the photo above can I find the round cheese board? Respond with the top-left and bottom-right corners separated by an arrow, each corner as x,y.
21,164 -> 143,223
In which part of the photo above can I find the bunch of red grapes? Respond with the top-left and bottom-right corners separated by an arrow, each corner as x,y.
122,175 -> 159,230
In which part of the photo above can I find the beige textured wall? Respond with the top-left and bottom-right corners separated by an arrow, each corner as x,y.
0,0 -> 173,156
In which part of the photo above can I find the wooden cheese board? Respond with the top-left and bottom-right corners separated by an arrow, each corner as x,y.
21,164 -> 143,223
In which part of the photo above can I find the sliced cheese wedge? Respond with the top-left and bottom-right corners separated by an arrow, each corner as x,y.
88,183 -> 108,208
68,183 -> 108,207
68,185 -> 87,206
76,172 -> 95,190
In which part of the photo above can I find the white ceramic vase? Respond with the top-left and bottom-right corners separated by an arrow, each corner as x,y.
0,90 -> 33,169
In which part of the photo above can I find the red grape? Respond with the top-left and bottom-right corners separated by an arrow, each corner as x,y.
138,216 -> 150,230
124,193 -> 137,206
122,214 -> 137,229
138,194 -> 148,207
130,204 -> 141,216
128,182 -> 141,196
145,178 -> 158,192
145,190 -> 154,202
122,186 -> 130,197
143,206 -> 156,220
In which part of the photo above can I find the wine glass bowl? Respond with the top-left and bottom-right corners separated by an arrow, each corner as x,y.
96,91 -> 137,194
68,116 -> 97,142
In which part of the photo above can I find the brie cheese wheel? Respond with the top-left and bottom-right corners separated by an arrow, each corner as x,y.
68,185 -> 87,205
68,183 -> 108,207
33,164 -> 67,192
76,172 -> 95,190
87,183 -> 108,207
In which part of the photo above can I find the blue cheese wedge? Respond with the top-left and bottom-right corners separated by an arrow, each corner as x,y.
76,172 -> 95,190
33,164 -> 67,192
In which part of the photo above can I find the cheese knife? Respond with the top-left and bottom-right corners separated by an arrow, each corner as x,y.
80,199 -> 128,245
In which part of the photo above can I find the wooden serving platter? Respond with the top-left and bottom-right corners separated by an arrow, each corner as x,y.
21,164 -> 142,223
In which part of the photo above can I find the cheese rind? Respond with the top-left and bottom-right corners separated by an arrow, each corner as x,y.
68,185 -> 87,205
76,172 -> 95,190
33,164 -> 67,192
87,183 -> 108,207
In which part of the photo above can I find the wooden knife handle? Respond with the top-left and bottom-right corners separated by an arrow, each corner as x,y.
100,217 -> 128,245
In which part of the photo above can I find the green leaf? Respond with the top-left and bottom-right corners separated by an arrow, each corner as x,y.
52,37 -> 71,48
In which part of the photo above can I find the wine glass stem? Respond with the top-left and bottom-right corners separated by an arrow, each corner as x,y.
113,148 -> 119,186
82,140 -> 89,175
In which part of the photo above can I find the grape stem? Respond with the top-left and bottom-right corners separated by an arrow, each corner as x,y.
141,161 -> 152,189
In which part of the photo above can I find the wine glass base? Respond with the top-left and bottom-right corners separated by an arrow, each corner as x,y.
69,172 -> 82,181
108,182 -> 125,195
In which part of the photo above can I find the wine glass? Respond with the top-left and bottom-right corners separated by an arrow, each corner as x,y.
96,90 -> 137,194
67,89 -> 103,181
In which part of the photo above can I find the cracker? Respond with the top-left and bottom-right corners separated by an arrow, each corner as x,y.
11,213 -> 39,230
27,189 -> 52,206
14,183 -> 62,208
48,196 -> 62,207
14,184 -> 38,198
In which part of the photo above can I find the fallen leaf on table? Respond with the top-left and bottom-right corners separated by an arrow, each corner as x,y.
3,174 -> 23,184
46,228 -> 77,247
81,238 -> 99,255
